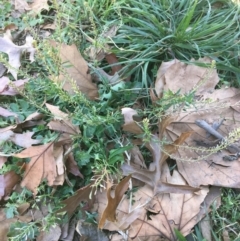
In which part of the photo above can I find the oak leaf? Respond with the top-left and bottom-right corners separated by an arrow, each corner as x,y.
0,31 -> 35,79
58,183 -> 94,218
14,142 -> 57,195
0,130 -> 41,148
154,57 -> 219,98
98,175 -> 132,229
165,88 -> 240,188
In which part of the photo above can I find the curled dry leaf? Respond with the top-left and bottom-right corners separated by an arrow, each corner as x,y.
65,152 -> 83,178
121,108 -> 143,134
96,167 -> 209,240
98,175 -> 132,229
14,0 -> 31,12
122,132 -> 196,195
1,171 -> 21,199
58,183 -> 94,218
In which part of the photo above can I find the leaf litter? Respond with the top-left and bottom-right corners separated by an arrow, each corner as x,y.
93,58 -> 240,240
0,16 -> 240,240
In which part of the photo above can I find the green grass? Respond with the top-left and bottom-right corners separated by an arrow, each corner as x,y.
75,0 -> 240,87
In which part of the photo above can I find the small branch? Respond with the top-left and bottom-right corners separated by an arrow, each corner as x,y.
195,119 -> 240,153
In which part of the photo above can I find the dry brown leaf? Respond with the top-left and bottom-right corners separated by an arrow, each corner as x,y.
17,202 -> 30,215
58,183 -> 94,218
122,134 -> 197,195
0,32 -> 35,79
2,171 -> 21,199
0,175 -> 4,197
95,187 -> 143,232
14,142 -> 57,195
0,208 -> 31,241
222,229 -> 231,241
164,88 -> 240,188
98,175 -> 131,229
14,0 -> 31,12
96,168 -> 209,240
0,156 -> 7,169
29,0 -> 49,15
52,145 -> 65,186
46,103 -> 80,142
121,108 -> 143,134
65,152 -> 83,178
132,170 -> 208,240
199,216 -> 212,241
47,120 -> 79,135
36,225 -> 61,241
45,103 -> 69,120
0,107 -> 17,118
49,41 -> 98,99
154,57 -> 219,98
0,76 -> 29,96
0,111 -> 44,136
0,130 -> 41,148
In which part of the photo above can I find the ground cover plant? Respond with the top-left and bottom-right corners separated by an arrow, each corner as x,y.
0,0 -> 240,240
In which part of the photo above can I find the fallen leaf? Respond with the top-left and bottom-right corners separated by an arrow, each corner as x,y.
98,175 -> 132,229
155,57 -> 219,98
129,171 -> 209,240
0,208 -> 31,241
14,0 -> 31,12
164,88 -> 240,188
52,145 -> 65,186
121,108 -> 143,134
76,221 -> 109,241
17,203 -> 30,215
0,31 -> 36,79
14,142 -> 57,195
0,156 -> 7,168
2,171 -> 21,198
36,225 -> 61,241
222,229 -> 231,241
122,134 -> 197,195
65,152 -> 83,178
0,175 -> 4,197
199,216 -> 212,241
0,129 -> 40,148
45,103 -> 69,120
95,167 -> 209,240
0,76 -> 29,96
47,120 -> 79,135
0,107 -> 17,118
60,219 -> 76,241
49,41 -> 98,99
29,0 -> 49,15
58,183 -> 94,218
